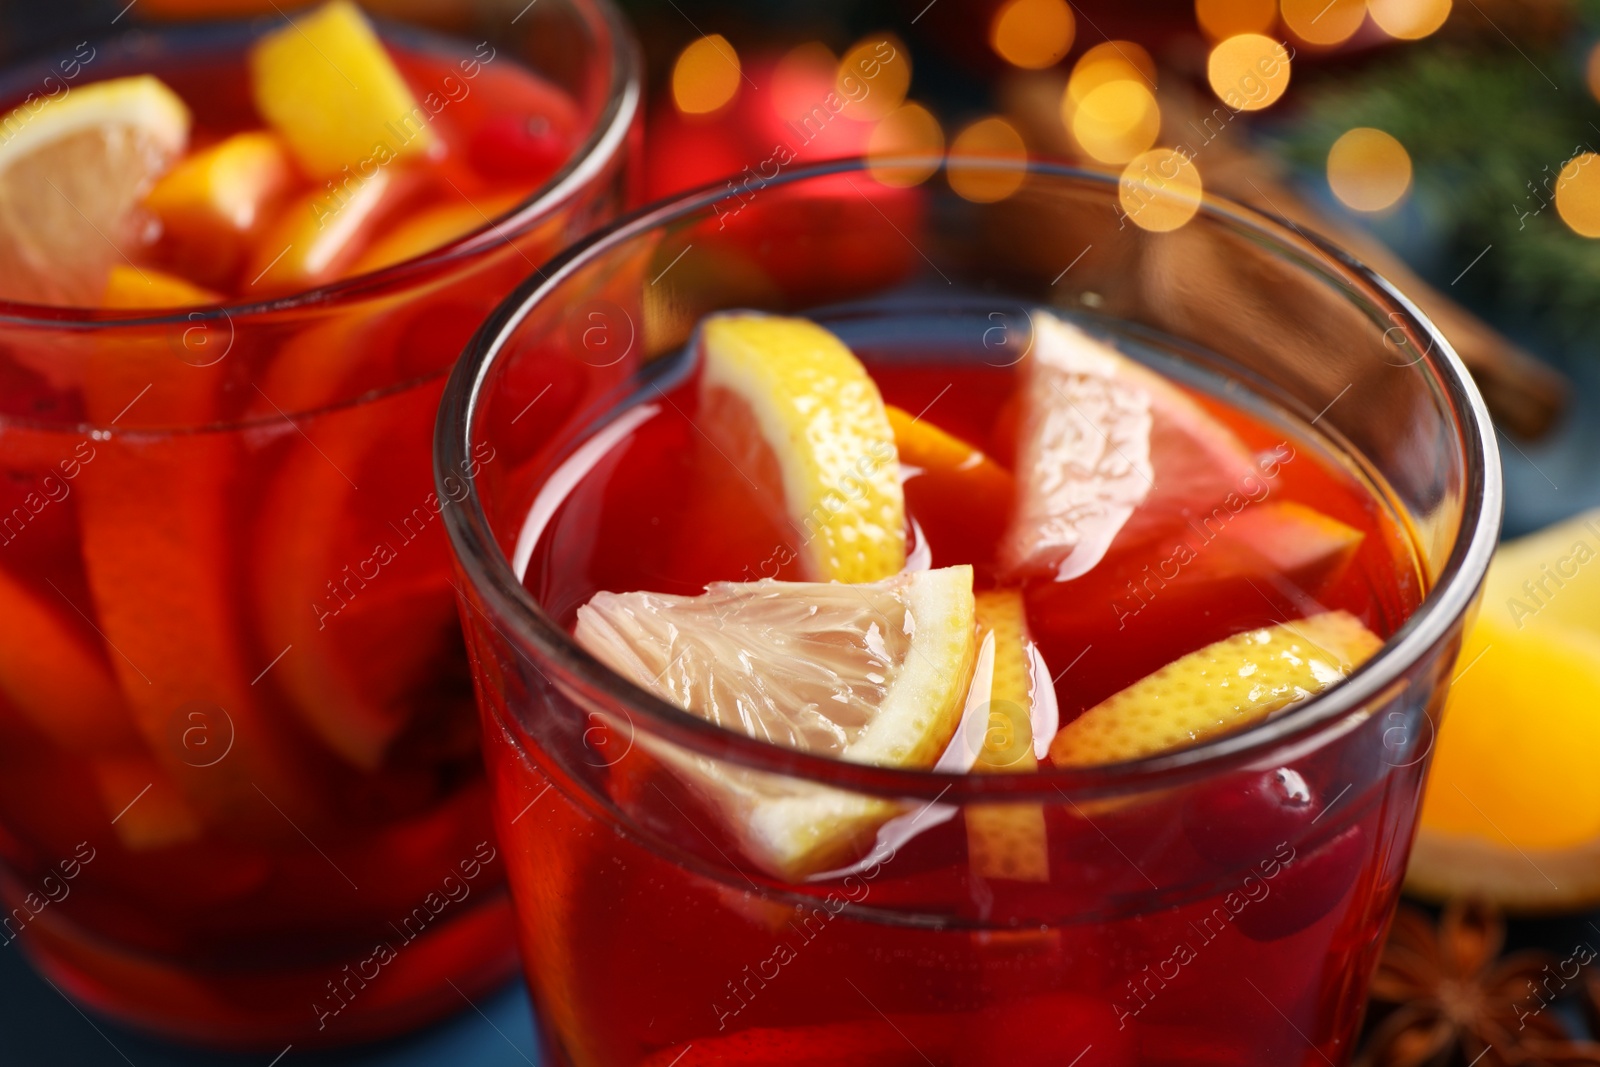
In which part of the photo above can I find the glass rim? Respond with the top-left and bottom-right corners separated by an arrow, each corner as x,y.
438,156 -> 1504,803
0,0 -> 642,327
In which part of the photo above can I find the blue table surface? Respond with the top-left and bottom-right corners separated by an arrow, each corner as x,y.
0,943 -> 544,1066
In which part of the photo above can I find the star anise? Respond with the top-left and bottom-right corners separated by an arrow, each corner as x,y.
1357,899 -> 1600,1067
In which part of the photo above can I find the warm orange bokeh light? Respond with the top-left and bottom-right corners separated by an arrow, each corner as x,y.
837,34 -> 911,121
867,103 -> 945,187
1367,0 -> 1452,39
1207,34 -> 1291,111
1065,40 -> 1157,103
1327,128 -> 1413,212
672,34 -> 741,116
1586,42 -> 1600,103
1556,153 -> 1600,237
1120,148 -> 1203,232
773,42 -> 838,120
990,0 -> 1076,69
948,116 -> 1028,202
1068,80 -> 1160,164
1194,0 -> 1276,40
1281,0 -> 1366,46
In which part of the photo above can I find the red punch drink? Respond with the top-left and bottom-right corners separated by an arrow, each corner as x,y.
439,162 -> 1500,1066
0,0 -> 637,1046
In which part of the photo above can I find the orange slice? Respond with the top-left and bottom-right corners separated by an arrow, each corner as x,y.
90,754 -> 204,850
102,264 -> 220,309
1002,311 -> 1259,580
249,0 -> 435,179
966,589 -> 1052,882
1050,611 -> 1382,765
348,188 -> 528,275
0,75 -> 189,304
575,566 -> 977,879
143,129 -> 297,287
0,565 -> 137,752
1409,510 -> 1600,910
243,164 -> 405,295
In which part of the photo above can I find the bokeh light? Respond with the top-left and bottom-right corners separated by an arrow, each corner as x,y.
1119,148 -> 1203,232
1587,42 -> 1600,103
672,34 -> 741,115
1367,0 -> 1452,39
1556,153 -> 1600,237
867,103 -> 945,187
1195,0 -> 1277,40
1327,128 -> 1413,212
1066,41 -> 1157,103
773,42 -> 838,120
990,0 -> 1076,69
837,34 -> 911,121
1207,34 -> 1291,110
1281,0 -> 1366,46
1069,80 -> 1161,164
948,116 -> 1028,202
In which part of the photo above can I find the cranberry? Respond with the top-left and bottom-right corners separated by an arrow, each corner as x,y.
468,113 -> 571,184
1233,822 -> 1367,942
1183,766 -> 1318,872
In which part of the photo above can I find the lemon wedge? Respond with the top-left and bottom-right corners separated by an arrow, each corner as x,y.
0,74 -> 189,304
1410,510 -> 1600,910
1050,611 -> 1382,765
966,589 -> 1053,882
700,313 -> 904,583
575,565 -> 977,880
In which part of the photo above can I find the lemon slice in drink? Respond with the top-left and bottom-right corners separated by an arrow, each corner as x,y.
1050,611 -> 1382,765
575,566 -> 977,880
699,313 -> 904,582
0,75 -> 190,304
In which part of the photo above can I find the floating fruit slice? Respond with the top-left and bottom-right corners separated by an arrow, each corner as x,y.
102,264 -> 220,309
888,403 -> 1015,566
574,566 -> 977,879
699,313 -> 904,582
143,130 -> 296,288
252,382 -> 462,770
1001,311 -> 1259,581
249,0 -> 435,179
1409,511 -> 1600,910
0,564 -> 137,752
0,74 -> 189,304
1050,611 -> 1382,766
966,589 -> 1051,882
243,165 -> 406,295
1197,500 -> 1364,587
347,187 -> 528,275
91,753 -> 204,851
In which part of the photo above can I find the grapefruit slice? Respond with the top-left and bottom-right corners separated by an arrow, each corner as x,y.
574,566 -> 977,880
965,589 -> 1052,882
0,74 -> 189,304
1001,311 -> 1259,581
1409,510 -> 1600,910
699,313 -> 904,583
1050,611 -> 1382,765
91,754 -> 204,851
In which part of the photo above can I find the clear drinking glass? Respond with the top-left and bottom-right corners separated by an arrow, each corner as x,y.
0,0 -> 638,1047
437,159 -> 1500,1067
